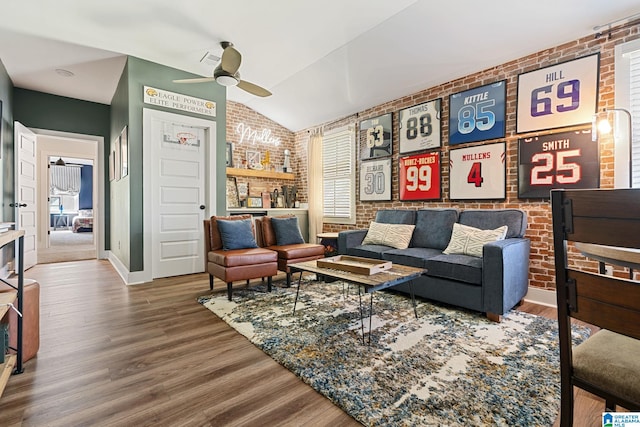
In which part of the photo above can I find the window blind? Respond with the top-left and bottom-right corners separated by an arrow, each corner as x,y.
629,51 -> 640,187
50,165 -> 81,195
322,126 -> 355,224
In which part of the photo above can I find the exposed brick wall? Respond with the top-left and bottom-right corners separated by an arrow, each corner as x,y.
226,101 -> 299,203
292,27 -> 640,290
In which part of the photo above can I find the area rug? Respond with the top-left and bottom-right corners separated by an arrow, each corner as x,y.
197,280 -> 590,426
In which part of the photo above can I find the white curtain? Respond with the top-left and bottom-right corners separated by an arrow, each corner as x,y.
308,129 -> 324,241
50,165 -> 81,195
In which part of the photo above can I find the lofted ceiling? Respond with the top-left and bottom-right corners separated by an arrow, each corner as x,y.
1,1 -> 639,132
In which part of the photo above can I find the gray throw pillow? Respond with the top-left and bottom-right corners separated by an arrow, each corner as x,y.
271,217 -> 305,245
217,218 -> 258,250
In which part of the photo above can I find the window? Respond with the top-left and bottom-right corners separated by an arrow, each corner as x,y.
322,125 -> 356,224
615,39 -> 640,187
49,196 -> 61,213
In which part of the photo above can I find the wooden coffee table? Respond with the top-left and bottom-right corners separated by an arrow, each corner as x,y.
289,256 -> 426,344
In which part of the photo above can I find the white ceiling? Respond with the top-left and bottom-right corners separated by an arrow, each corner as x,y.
1,1 -> 639,132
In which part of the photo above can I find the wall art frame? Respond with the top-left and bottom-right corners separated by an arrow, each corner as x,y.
399,151 -> 442,201
516,53 -> 600,133
246,150 -> 261,168
449,141 -> 506,200
449,80 -> 506,145
398,98 -> 442,154
0,100 -> 3,159
360,157 -> 392,201
517,129 -> 599,198
247,196 -> 263,208
226,142 -> 233,167
359,113 -> 393,159
114,135 -> 121,181
226,177 -> 240,208
120,125 -> 128,178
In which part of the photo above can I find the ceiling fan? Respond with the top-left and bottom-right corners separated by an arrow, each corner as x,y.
173,41 -> 272,97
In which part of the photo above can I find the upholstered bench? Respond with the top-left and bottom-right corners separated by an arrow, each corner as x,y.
0,278 -> 40,362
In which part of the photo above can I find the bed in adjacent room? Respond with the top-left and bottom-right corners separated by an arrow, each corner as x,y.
72,210 -> 93,233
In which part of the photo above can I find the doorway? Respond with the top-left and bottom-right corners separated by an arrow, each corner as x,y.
36,132 -> 102,264
47,156 -> 95,260
143,108 -> 216,280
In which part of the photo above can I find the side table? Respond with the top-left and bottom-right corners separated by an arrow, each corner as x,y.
317,232 -> 339,257
53,214 -> 68,230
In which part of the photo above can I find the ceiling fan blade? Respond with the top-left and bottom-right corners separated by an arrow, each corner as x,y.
221,46 -> 241,74
237,80 -> 272,97
173,77 -> 216,84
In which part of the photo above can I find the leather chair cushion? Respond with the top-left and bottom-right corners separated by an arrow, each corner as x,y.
268,243 -> 325,260
209,247 -> 277,267
208,215 -> 253,251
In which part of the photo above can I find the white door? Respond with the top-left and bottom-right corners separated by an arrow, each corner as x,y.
147,110 -> 215,278
14,122 -> 38,270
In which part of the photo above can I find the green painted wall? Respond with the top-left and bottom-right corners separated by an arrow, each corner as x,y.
0,60 -> 14,224
13,88 -> 111,137
13,88 -> 112,247
119,56 -> 226,272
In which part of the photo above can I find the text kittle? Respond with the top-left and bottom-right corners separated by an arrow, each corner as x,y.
542,139 -> 570,151
464,92 -> 489,104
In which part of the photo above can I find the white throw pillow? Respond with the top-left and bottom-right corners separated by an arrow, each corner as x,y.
443,223 -> 508,257
361,221 -> 416,250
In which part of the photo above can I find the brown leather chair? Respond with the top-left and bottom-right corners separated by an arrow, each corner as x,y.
255,216 -> 325,287
204,215 -> 278,301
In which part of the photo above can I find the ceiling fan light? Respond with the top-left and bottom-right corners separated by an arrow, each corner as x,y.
216,75 -> 238,87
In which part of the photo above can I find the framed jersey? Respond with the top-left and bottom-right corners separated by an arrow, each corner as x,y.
449,142 -> 506,200
516,53 -> 599,133
360,158 -> 392,201
359,113 -> 393,159
518,129 -> 599,198
398,99 -> 441,154
399,151 -> 441,201
449,81 -> 506,145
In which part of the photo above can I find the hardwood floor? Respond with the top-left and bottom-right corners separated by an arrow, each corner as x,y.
0,260 -> 608,426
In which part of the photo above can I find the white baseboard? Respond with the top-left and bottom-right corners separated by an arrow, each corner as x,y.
107,252 -> 149,285
523,286 -> 557,308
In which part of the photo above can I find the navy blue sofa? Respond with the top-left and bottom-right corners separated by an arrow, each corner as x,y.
338,208 -> 530,320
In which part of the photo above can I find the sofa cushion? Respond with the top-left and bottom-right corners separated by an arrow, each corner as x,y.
425,254 -> 483,285
217,218 -> 259,250
458,209 -> 527,238
362,221 -> 415,249
412,209 -> 459,250
443,223 -> 507,257
382,247 -> 443,269
374,209 -> 416,224
271,216 -> 305,245
348,244 -> 392,260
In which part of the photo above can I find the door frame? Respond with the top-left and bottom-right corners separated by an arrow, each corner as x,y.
142,108 -> 217,283
32,129 -> 105,260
